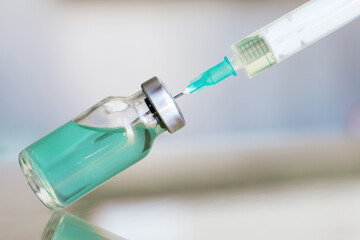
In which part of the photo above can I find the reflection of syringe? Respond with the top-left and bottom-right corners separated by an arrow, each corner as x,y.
180,0 -> 360,95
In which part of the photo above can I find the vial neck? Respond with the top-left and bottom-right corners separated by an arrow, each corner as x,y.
127,96 -> 167,136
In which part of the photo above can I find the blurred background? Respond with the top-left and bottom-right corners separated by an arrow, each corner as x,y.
1,0 -> 360,239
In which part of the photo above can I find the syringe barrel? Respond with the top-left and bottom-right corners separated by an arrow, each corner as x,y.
261,0 -> 360,62
231,0 -> 360,78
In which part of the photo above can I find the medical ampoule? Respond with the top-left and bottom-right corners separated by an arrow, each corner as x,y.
19,77 -> 185,210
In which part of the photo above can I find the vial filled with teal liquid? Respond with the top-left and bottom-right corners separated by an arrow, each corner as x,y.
19,77 -> 185,210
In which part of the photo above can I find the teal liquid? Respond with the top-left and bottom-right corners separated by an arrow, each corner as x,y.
43,212 -> 125,240
20,121 -> 158,207
52,214 -> 109,240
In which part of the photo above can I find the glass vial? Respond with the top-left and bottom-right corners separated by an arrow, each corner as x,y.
19,77 -> 185,210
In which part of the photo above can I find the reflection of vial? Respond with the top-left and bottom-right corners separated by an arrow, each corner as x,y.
42,211 -> 125,240
19,77 -> 185,210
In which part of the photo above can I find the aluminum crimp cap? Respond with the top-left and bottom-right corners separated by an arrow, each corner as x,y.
141,77 -> 186,134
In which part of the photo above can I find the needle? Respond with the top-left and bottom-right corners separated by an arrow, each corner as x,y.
174,92 -> 184,99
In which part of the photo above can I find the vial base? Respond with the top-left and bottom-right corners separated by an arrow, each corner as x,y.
19,151 -> 63,210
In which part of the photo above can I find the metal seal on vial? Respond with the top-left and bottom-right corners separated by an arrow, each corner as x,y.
141,77 -> 186,134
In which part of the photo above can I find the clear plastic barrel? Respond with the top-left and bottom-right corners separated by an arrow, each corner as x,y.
231,0 -> 360,78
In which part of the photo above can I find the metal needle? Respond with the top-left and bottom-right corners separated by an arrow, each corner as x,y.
174,92 -> 184,99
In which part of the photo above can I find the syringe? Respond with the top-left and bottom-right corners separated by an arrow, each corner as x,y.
180,0 -> 360,95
